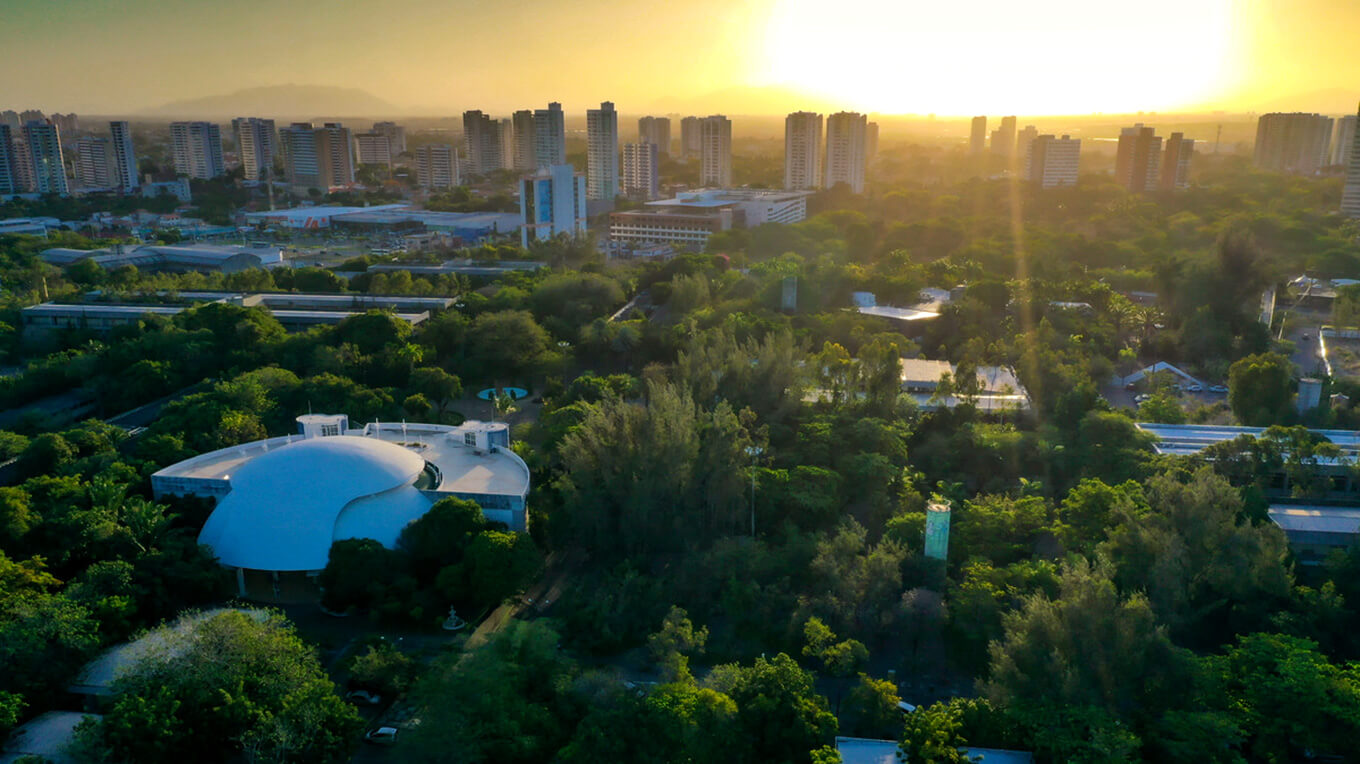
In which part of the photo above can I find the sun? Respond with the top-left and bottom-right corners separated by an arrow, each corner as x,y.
753,0 -> 1237,115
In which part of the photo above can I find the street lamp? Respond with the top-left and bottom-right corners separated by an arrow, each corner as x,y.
744,445 -> 763,538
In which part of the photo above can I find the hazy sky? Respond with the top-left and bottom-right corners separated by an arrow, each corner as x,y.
1,0 -> 1357,116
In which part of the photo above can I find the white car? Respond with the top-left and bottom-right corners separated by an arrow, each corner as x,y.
1186,384 -> 1203,393
364,727 -> 399,746
346,689 -> 383,705
1134,394 -> 1151,404
1209,385 -> 1228,394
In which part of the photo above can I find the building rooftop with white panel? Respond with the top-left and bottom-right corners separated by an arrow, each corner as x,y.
608,188 -> 812,249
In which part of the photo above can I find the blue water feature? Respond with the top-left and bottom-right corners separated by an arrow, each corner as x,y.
476,387 -> 529,401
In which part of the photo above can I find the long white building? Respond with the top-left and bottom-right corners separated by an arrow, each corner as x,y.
232,118 -> 276,183
75,137 -> 117,190
109,121 -> 138,192
824,111 -> 867,193
699,115 -> 732,187
784,111 -> 822,190
622,142 -> 659,200
586,101 -> 619,201
1023,134 -> 1080,188
609,189 -> 811,249
1254,112 -> 1333,175
170,121 -> 225,180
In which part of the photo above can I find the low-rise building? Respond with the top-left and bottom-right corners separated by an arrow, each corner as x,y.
900,358 -> 1030,411
608,189 -> 811,249
1267,505 -> 1360,565
41,243 -> 283,273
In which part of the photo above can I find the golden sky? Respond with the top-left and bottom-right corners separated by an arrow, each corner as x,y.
0,0 -> 1356,116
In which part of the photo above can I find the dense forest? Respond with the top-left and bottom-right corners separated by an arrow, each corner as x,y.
3,151 -> 1360,763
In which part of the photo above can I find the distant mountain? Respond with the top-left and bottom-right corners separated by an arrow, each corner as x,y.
651,84 -> 846,116
141,85 -> 401,119
1257,88 -> 1359,115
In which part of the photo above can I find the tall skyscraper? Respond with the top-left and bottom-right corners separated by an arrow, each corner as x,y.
680,116 -> 701,160
232,117 -> 276,183
0,111 -> 18,130
511,110 -> 536,171
109,120 -> 138,192
415,144 -> 458,189
1254,113 -> 1333,175
1160,132 -> 1194,191
50,113 -> 79,138
1023,134 -> 1080,188
533,102 -> 566,168
1332,115 -> 1357,168
520,164 -> 586,248
499,119 -> 515,170
638,116 -> 672,157
0,125 -> 21,194
1340,104 -> 1360,218
75,137 -> 117,189
1115,124 -> 1162,192
586,101 -> 619,201
622,142 -> 659,200
1015,125 -> 1038,163
169,121 -> 225,180
699,115 -> 732,187
372,122 -> 406,156
866,122 -> 879,164
280,122 -> 353,190
23,120 -> 68,194
991,116 -> 1017,159
462,110 -> 503,177
784,111 -> 822,190
824,111 -> 867,193
970,116 -> 987,154
355,132 -> 393,167
19,110 -> 44,126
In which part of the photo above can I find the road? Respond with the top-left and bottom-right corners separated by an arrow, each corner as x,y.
1286,323 -> 1327,377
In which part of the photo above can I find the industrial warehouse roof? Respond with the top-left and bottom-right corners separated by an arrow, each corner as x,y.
197,436 -> 428,572
1135,423 -> 1360,456
1267,505 -> 1360,536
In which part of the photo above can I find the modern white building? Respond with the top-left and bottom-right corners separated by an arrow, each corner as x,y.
1333,114 -> 1357,168
355,132 -> 393,167
519,164 -> 586,247
638,116 -> 672,156
699,115 -> 732,187
74,136 -> 117,190
586,101 -> 619,201
109,120 -> 138,192
1255,112 -> 1333,175
232,117 -> 277,183
462,110 -> 503,177
680,116 -> 701,160
824,111 -> 867,193
622,141 -> 659,200
1160,132 -> 1194,190
1023,134 -> 1080,188
415,144 -> 458,189
784,111 -> 822,190
1343,104 -> 1360,218
608,189 -> 811,248
533,102 -> 566,168
151,414 -> 530,598
169,121 -> 225,180
23,120 -> 68,194
372,121 -> 406,155
511,110 -> 536,171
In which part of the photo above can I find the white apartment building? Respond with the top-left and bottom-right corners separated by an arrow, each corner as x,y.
280,122 -> 353,191
170,121 -> 225,180
1254,113 -> 1333,175
586,101 -> 619,201
784,111 -> 822,190
355,132 -> 393,167
23,120 -> 68,194
1160,132 -> 1194,191
1023,134 -> 1080,188
462,110 -> 503,177
372,122 -> 406,156
533,102 -> 566,168
499,119 -> 515,170
0,125 -> 20,194
415,144 -> 458,189
608,189 -> 811,248
109,121 -> 138,192
75,137 -> 117,190
699,115 -> 732,187
520,164 -> 586,247
638,116 -> 672,156
232,118 -> 277,183
622,142 -> 659,200
511,110 -> 536,171
824,111 -> 866,193
1332,115 -> 1357,168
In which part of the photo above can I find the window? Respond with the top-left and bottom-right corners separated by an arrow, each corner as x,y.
464,432 -> 477,447
321,424 -> 339,437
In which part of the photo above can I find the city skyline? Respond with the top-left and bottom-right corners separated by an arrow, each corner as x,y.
3,0 -> 1359,117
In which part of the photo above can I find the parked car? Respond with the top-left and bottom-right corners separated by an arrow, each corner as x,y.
1134,394 -> 1151,404
1209,385 -> 1228,394
364,727 -> 399,746
346,689 -> 383,705
1186,384 -> 1203,393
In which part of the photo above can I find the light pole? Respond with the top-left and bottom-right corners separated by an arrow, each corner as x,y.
744,445 -> 763,538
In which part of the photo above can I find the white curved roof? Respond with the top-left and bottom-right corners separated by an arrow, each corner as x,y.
198,436 -> 429,572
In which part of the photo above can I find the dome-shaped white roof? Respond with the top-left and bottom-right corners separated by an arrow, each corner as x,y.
198,435 -> 429,572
